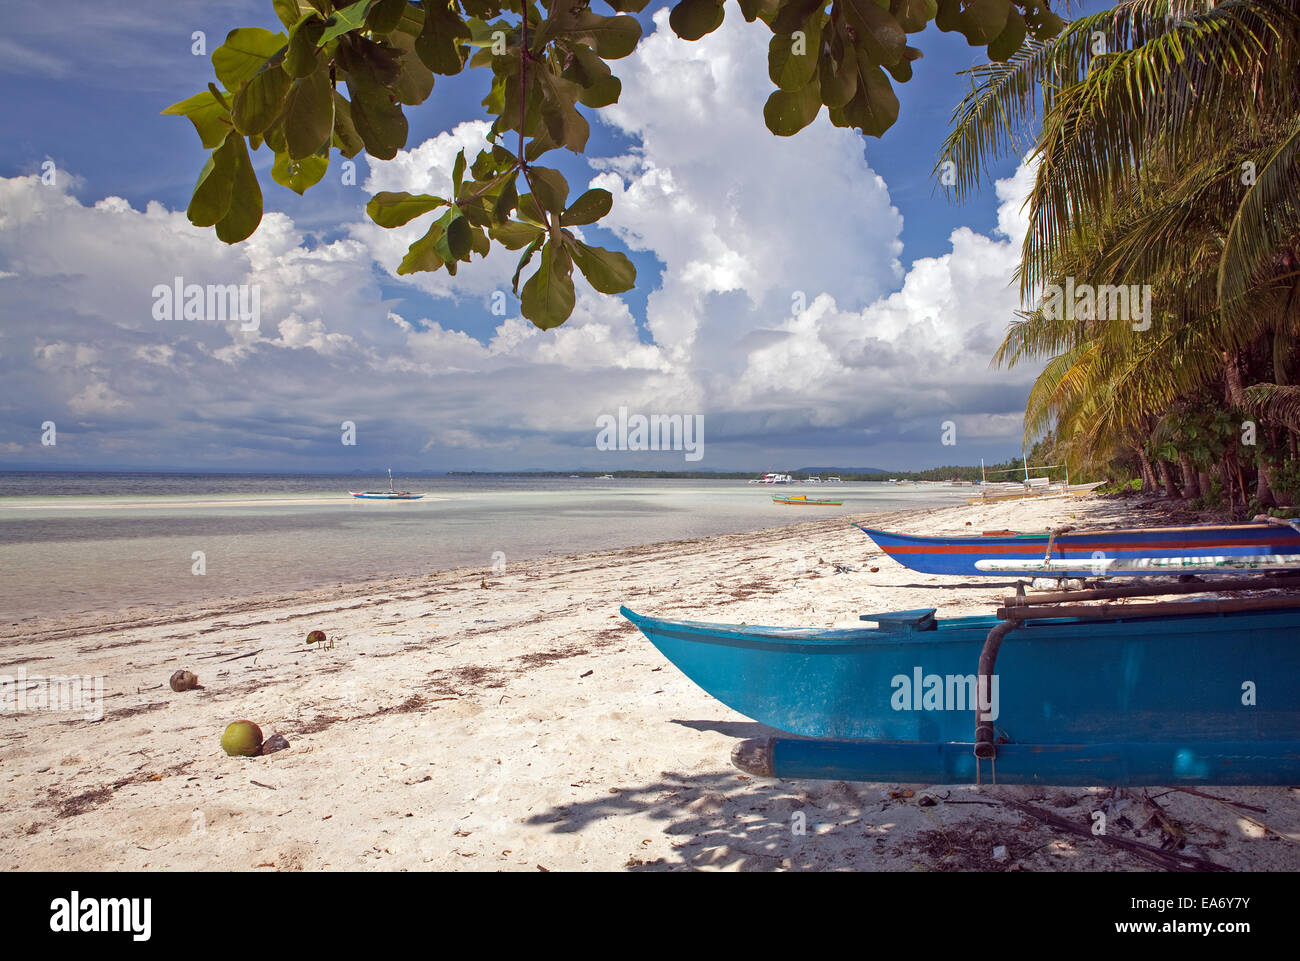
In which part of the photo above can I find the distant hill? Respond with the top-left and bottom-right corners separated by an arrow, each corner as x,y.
793,467 -> 892,475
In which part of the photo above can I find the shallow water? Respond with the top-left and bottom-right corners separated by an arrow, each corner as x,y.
0,472 -> 970,620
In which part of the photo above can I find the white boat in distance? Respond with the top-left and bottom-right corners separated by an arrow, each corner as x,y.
349,468 -> 424,500
748,473 -> 796,484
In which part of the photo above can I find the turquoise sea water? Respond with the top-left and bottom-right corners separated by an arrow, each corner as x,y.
0,472 -> 970,621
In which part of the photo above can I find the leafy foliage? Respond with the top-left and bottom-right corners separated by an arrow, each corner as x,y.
167,0 -> 1063,330
948,0 -> 1300,508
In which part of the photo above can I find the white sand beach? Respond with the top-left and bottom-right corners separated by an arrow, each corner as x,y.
2,494 -> 1297,872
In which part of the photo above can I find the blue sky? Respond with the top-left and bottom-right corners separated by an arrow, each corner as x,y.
0,1 -> 1095,473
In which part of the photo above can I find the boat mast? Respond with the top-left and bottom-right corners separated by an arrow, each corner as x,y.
388,467 -> 393,492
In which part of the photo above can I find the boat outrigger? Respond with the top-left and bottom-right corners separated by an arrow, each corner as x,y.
349,468 -> 424,500
621,574 -> 1300,785
773,494 -> 843,506
860,518 -> 1300,577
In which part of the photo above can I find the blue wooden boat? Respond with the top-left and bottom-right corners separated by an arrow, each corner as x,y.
620,597 -> 1300,785
859,520 -> 1300,577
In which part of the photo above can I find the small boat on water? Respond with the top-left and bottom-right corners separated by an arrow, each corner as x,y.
349,468 -> 424,500
622,577 -> 1300,785
860,519 -> 1300,577
773,494 -> 843,506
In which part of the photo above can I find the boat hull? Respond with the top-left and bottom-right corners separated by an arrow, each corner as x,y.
620,605 -> 1300,783
741,738 -> 1300,786
349,492 -> 424,499
860,523 -> 1300,577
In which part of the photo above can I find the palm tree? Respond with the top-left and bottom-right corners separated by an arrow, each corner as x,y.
939,0 -> 1300,508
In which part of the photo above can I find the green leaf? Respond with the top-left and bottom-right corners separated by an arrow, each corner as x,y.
566,42 -> 612,87
337,34 -> 403,87
884,56 -> 912,83
468,225 -> 491,257
561,188 -> 613,226
538,70 -> 590,153
770,0 -> 823,33
492,219 -> 544,250
934,0 -> 961,31
367,191 -> 449,227
390,45 -> 436,105
232,61 -> 293,135
187,133 -> 239,228
416,3 -> 472,75
957,0 -> 1010,45
273,0 -> 304,29
1029,9 -> 1065,40
215,135 -> 262,243
397,221 -> 447,273
285,14 -> 325,78
529,167 -> 569,214
828,59 -> 898,137
212,28 -> 287,91
331,91 -> 366,158
512,233 -> 544,291
842,0 -> 906,65
162,90 -> 232,149
570,239 -> 635,294
367,0 -> 407,33
446,214 -> 472,260
283,65 -> 334,158
450,150 -> 466,199
891,0 -> 937,33
769,12 -> 823,93
272,148 -> 329,194
557,11 -> 643,59
669,0 -> 725,41
345,71 -> 408,160
579,76 -> 621,109
494,178 -> 519,224
320,0 -> 379,44
819,39 -> 857,109
764,75 -> 822,136
521,240 -> 576,329
986,9 -> 1026,61
518,192 -> 546,225
738,0 -> 782,22
602,0 -> 652,12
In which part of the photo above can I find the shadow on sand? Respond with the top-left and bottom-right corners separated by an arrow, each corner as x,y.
523,719 -> 936,872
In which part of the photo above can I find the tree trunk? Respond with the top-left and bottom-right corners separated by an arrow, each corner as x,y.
1219,460 -> 1236,512
1225,349 -> 1276,507
1199,470 -> 1213,500
1156,460 -> 1177,498
1257,455 -> 1277,508
1137,447 -> 1158,494
1178,452 -> 1199,499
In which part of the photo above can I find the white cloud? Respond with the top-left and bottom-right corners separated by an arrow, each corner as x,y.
592,10 -> 903,365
